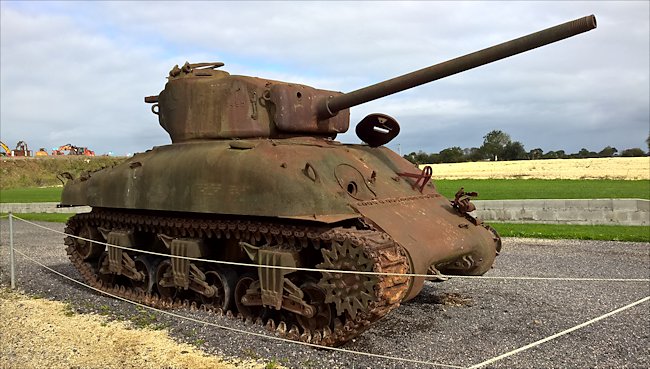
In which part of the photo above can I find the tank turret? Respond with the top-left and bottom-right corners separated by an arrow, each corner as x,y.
61,15 -> 597,347
146,15 -> 595,146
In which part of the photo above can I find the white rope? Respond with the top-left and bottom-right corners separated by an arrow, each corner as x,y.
9,215 -> 650,282
7,216 -> 650,368
11,215 -> 650,283
11,247 -> 464,369
466,295 -> 650,369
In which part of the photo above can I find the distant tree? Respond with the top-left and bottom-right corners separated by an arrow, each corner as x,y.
403,152 -> 417,164
542,150 -> 558,159
621,148 -> 646,157
428,153 -> 441,164
438,146 -> 465,163
577,148 -> 589,158
528,148 -> 544,160
481,130 -> 511,161
404,151 -> 443,164
404,151 -> 428,164
467,147 -> 485,161
577,148 -> 598,158
556,150 -> 566,158
598,146 -> 618,157
646,134 -> 650,153
502,141 -> 527,160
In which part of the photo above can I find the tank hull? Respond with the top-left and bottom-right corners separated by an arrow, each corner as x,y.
62,138 -> 499,302
64,138 -> 436,218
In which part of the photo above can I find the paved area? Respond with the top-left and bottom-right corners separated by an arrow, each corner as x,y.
1,218 -> 648,368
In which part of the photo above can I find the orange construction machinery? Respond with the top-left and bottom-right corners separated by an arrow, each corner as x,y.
0,140 -> 32,156
35,148 -> 49,157
12,141 -> 32,156
0,141 -> 10,156
52,144 -> 95,156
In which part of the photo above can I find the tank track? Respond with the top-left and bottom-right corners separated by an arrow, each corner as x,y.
64,208 -> 410,346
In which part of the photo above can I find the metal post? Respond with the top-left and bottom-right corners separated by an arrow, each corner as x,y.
9,212 -> 15,289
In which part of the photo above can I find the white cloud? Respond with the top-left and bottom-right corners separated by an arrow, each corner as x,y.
1,1 -> 648,156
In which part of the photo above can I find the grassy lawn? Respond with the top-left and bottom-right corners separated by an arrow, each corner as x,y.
2,213 -> 74,223
2,179 -> 649,203
0,187 -> 63,203
434,179 -> 649,200
492,223 -> 649,242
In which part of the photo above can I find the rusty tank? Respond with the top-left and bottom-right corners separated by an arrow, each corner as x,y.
60,15 -> 596,346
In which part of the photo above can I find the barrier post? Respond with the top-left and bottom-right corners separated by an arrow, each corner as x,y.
9,212 -> 15,289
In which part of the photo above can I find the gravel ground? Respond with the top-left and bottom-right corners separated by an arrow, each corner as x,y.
1,218 -> 648,369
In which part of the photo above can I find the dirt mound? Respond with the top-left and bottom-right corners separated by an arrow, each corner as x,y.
0,156 -> 125,189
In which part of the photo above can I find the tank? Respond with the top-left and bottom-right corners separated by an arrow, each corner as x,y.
60,15 -> 596,346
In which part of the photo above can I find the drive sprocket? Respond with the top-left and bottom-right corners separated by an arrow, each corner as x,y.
316,235 -> 379,319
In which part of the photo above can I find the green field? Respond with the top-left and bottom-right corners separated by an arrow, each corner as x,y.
2,179 -> 649,203
434,179 -> 649,200
2,212 -> 74,223
492,223 -> 649,243
0,187 -> 63,203
3,158 -> 647,242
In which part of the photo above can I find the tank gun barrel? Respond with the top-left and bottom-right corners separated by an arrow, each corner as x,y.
317,15 -> 596,119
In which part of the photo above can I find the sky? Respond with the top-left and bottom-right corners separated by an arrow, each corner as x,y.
1,1 -> 648,156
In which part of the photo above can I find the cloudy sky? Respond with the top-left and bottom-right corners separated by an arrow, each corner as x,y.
1,1 -> 648,156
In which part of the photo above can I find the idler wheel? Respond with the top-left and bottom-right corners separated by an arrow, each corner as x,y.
296,281 -> 333,333
155,260 -> 177,299
200,267 -> 236,311
76,225 -> 104,261
316,238 -> 378,319
132,256 -> 157,294
234,273 -> 265,320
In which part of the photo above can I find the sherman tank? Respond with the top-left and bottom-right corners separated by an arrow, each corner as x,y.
60,15 -> 596,346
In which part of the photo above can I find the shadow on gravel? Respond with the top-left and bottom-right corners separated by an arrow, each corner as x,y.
405,289 -> 474,308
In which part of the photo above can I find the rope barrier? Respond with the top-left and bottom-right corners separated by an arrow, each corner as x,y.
5,214 -> 650,368
11,247 -> 464,369
11,215 -> 650,283
466,295 -> 650,368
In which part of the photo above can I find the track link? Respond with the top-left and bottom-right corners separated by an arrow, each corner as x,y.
64,208 -> 410,346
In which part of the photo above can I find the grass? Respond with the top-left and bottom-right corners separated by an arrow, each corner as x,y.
1,187 -> 63,203
434,179 -> 650,200
2,179 -> 647,243
2,179 -> 648,204
99,305 -> 111,316
132,307 -> 167,330
492,223 -> 649,242
0,156 -> 124,189
265,360 -> 280,369
62,301 -> 76,317
2,212 -> 74,223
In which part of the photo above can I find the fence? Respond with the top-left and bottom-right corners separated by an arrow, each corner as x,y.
2,213 -> 649,368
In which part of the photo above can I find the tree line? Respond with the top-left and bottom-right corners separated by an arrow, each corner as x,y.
403,130 -> 650,164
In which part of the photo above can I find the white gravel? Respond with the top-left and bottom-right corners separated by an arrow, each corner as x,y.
1,218 -> 648,369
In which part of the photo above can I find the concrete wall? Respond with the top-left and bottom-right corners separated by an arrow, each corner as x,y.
2,199 -> 649,226
472,199 -> 649,226
1,202 -> 91,214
